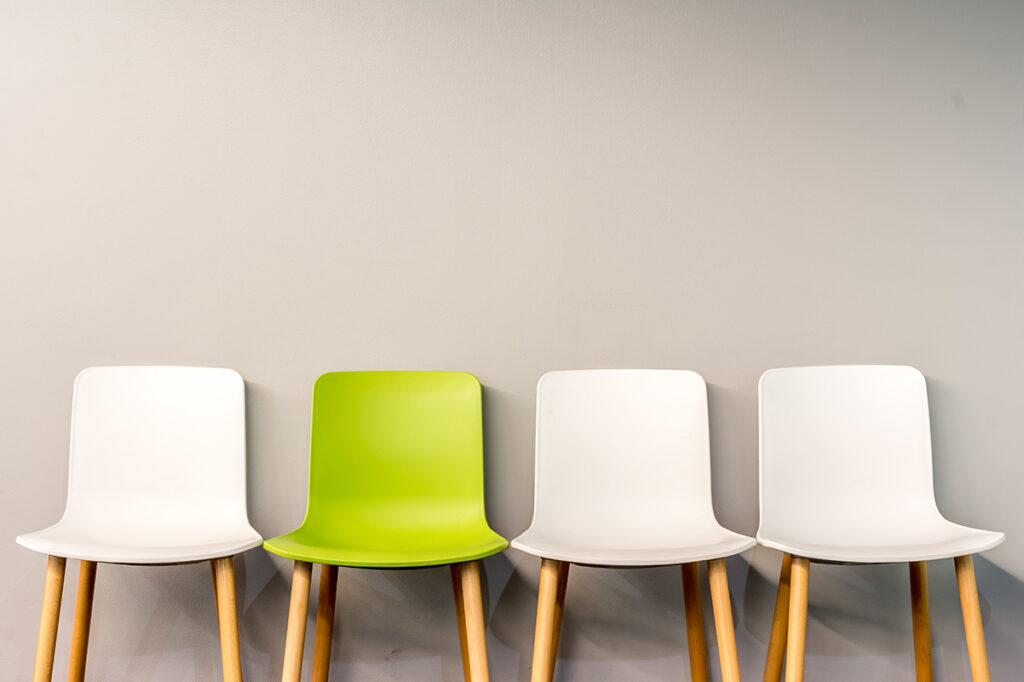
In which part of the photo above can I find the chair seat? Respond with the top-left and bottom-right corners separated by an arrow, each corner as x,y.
263,525 -> 509,568
756,522 -> 1005,563
511,527 -> 755,567
16,522 -> 263,564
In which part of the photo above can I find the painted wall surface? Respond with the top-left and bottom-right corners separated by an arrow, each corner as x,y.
2,1 -> 1022,679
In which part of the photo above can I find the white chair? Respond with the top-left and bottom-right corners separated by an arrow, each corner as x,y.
758,365 -> 1004,682
16,366 -> 262,682
512,369 -> 755,682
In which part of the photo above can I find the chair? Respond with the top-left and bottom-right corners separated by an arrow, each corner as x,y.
511,369 -> 755,682
757,365 -> 1005,682
16,366 -> 262,682
263,371 -> 508,682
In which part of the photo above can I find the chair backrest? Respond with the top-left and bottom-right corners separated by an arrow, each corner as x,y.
528,370 -> 719,544
62,366 -> 249,533
301,371 -> 490,534
758,365 -> 943,543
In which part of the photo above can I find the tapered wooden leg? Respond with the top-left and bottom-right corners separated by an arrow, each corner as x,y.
530,559 -> 568,682
211,561 -> 221,621
452,563 -> 472,681
784,557 -> 809,682
311,564 -> 339,682
909,561 -> 932,682
67,560 -> 97,682
212,557 -> 243,682
681,562 -> 708,682
33,555 -> 67,682
708,559 -> 741,682
549,561 -> 569,665
453,560 -> 489,682
283,560 -> 313,682
764,554 -> 793,682
954,555 -> 991,682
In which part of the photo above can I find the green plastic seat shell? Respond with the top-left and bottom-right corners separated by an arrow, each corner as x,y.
263,371 -> 507,568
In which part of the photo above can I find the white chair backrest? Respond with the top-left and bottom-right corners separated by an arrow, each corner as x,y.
758,365 -> 943,543
61,366 -> 249,532
530,370 -> 718,543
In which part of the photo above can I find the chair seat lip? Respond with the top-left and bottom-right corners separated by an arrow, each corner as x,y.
755,528 -> 1006,563
510,531 -> 755,566
262,533 -> 509,568
15,527 -> 263,564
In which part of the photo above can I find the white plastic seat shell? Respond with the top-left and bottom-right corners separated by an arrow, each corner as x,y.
511,369 -> 755,567
16,528 -> 262,565
756,365 -> 1004,564
512,533 -> 754,567
16,366 -> 262,564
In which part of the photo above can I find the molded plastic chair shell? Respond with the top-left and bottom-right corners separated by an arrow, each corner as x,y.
263,371 -> 507,568
511,369 -> 754,566
16,366 -> 262,564
757,365 -> 1004,563
265,371 -> 505,682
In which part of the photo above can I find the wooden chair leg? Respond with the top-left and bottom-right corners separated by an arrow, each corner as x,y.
451,563 -> 472,681
954,555 -> 991,682
210,561 -> 221,621
764,554 -> 793,682
531,559 -> 569,682
67,560 -> 97,682
909,561 -> 932,682
681,562 -> 708,682
311,564 -> 339,682
33,555 -> 67,682
784,557 -> 809,682
453,560 -> 490,682
708,559 -> 741,682
283,560 -> 313,682
549,561 -> 569,667
212,556 -> 243,682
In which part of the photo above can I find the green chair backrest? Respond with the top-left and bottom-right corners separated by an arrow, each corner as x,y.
302,371 -> 489,535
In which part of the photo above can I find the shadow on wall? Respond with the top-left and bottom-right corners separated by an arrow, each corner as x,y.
88,562 -> 230,680
45,543 -> 1021,680
240,549 -> 490,681
487,550 -> 1023,681
964,557 -> 1024,680
491,554 -> 708,681
742,552 -> 1024,681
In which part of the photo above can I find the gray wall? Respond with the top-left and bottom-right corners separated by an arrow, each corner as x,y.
2,1 -> 1022,679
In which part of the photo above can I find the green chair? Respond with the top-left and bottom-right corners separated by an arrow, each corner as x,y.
264,371 -> 508,682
